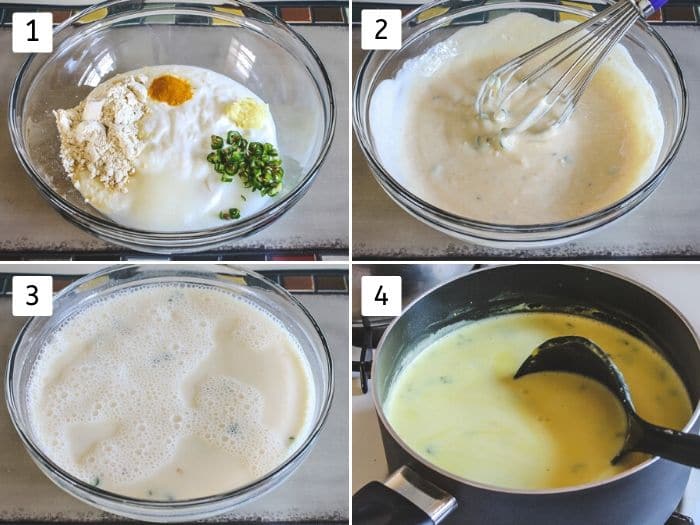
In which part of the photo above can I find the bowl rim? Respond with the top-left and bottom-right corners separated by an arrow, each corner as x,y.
371,263 -> 700,495
4,263 -> 335,510
352,0 -> 689,237
8,0 -> 336,248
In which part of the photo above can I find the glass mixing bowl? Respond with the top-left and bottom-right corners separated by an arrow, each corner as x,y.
353,0 -> 687,248
9,0 -> 335,254
5,265 -> 333,522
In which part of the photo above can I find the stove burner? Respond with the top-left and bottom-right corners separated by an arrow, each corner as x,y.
668,512 -> 693,524
352,317 -> 374,394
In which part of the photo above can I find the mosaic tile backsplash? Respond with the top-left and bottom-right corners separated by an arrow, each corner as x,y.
351,0 -> 700,24
0,1 -> 349,26
9,0 -> 696,27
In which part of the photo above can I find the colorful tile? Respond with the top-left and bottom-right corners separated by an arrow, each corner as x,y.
219,275 -> 247,286
280,6 -> 312,24
454,11 -> 486,25
560,1 -> 595,23
77,7 -> 108,24
313,6 -> 345,23
647,9 -> 663,23
282,275 -> 315,291
53,278 -> 73,292
52,10 -> 71,25
417,6 -> 449,23
315,274 -> 347,291
174,14 -> 211,25
213,6 -> 244,26
663,4 -> 697,22
145,14 -> 177,25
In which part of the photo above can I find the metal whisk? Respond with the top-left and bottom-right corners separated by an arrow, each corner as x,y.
475,0 -> 664,136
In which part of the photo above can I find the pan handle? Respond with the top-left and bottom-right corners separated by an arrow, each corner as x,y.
353,466 -> 457,525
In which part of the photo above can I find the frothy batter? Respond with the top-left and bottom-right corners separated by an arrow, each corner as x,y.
370,13 -> 664,224
26,284 -> 314,500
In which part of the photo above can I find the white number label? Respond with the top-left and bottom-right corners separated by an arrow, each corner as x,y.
12,276 -> 53,317
361,9 -> 402,50
361,276 -> 402,316
12,13 -> 53,54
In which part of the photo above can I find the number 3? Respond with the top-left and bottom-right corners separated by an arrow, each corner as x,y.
375,18 -> 388,40
26,284 -> 39,306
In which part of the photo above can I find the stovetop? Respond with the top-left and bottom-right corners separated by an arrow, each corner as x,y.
351,264 -> 700,523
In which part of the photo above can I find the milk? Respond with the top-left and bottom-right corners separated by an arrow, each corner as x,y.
26,284 -> 315,500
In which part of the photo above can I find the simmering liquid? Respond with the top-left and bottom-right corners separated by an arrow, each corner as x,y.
385,312 -> 692,489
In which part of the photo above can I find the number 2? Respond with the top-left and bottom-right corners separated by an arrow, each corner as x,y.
375,19 -> 388,40
26,285 -> 38,306
374,285 -> 388,305
26,19 -> 39,42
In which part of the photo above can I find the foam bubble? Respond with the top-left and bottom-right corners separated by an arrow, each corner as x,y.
26,283 -> 315,499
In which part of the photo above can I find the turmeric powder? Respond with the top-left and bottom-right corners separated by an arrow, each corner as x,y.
148,75 -> 193,106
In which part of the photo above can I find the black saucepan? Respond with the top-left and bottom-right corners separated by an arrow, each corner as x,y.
353,264 -> 700,525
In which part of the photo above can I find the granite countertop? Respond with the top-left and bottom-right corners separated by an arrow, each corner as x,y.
0,287 -> 349,523
352,26 -> 700,259
0,25 -> 349,258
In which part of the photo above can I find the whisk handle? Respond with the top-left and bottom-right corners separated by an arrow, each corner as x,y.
643,0 -> 668,14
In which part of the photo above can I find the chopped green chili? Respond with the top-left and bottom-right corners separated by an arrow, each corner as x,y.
210,131 -> 285,221
219,208 -> 241,220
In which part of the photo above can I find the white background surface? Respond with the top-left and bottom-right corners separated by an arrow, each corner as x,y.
352,263 -> 700,521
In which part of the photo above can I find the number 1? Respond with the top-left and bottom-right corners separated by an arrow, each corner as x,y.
26,19 -> 39,42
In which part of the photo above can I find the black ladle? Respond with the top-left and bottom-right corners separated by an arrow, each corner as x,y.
514,335 -> 700,468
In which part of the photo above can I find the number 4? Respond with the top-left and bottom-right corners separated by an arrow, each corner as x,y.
375,285 -> 388,305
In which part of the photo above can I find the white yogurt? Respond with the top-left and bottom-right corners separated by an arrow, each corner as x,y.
70,65 -> 280,232
26,284 -> 315,500
370,13 -> 664,225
